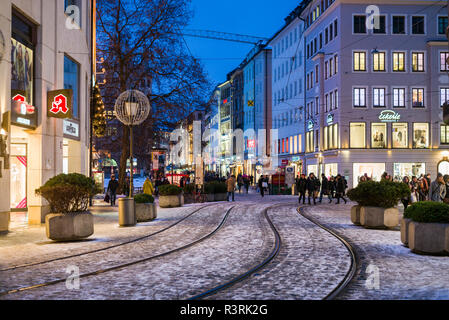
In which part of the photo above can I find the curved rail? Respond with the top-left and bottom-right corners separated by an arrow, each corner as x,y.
0,204 -> 213,272
0,206 -> 235,297
296,206 -> 357,300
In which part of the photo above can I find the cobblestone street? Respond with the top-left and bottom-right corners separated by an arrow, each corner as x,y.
1,193 -> 449,300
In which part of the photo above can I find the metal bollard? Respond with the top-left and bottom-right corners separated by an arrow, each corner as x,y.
118,198 -> 136,227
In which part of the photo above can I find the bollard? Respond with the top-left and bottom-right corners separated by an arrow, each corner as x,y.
118,198 -> 136,227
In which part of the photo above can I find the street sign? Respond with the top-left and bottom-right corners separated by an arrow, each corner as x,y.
285,166 -> 295,186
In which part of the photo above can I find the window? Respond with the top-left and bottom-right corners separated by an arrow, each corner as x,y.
441,125 -> 449,144
354,15 -> 366,34
325,94 -> 329,112
324,124 -> 338,150
353,51 -> 366,71
325,28 -> 328,44
440,88 -> 449,107
373,16 -> 386,34
329,24 -> 333,41
315,97 -> 319,114
373,52 -> 385,71
393,52 -> 405,71
350,123 -> 366,148
330,91 -> 334,110
412,52 -> 425,72
334,89 -> 338,109
439,17 -> 448,35
319,33 -> 323,49
306,131 -> 315,153
412,16 -> 425,34
412,88 -> 425,108
392,123 -> 408,148
334,55 -> 338,74
440,52 -> 449,71
413,123 -> 429,148
64,55 -> 79,119
334,20 -> 338,37
372,123 -> 387,148
393,16 -> 405,34
329,57 -> 334,76
373,88 -> 385,107
393,88 -> 405,108
325,61 -> 328,79
315,65 -> 319,83
353,88 -> 366,107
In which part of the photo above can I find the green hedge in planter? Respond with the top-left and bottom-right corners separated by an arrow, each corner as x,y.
183,184 -> 195,194
35,173 -> 101,214
404,201 -> 449,223
204,181 -> 227,194
134,193 -> 155,204
347,180 -> 410,208
158,184 -> 182,196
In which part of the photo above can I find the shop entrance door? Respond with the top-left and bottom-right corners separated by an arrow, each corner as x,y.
438,161 -> 449,176
10,144 -> 27,211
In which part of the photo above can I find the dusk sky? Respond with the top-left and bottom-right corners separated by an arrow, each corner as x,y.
185,0 -> 301,86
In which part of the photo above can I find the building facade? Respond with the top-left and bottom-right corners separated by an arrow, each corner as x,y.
0,0 -> 93,232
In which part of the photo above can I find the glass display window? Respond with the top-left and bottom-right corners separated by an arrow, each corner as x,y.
392,123 -> 408,148
371,123 -> 387,148
413,123 -> 429,149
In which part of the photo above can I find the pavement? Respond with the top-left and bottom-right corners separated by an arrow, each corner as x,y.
1,192 -> 449,300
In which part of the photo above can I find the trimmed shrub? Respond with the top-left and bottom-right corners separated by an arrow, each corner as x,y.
347,180 -> 410,208
404,201 -> 449,223
204,182 -> 215,194
134,193 -> 154,204
158,184 -> 182,196
35,173 -> 101,214
204,181 -> 227,194
183,183 -> 195,195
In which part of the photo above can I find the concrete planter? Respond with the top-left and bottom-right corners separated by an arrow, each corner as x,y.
350,205 -> 362,225
159,194 -> 184,208
360,206 -> 399,229
214,193 -> 228,201
45,212 -> 94,241
206,194 -> 215,202
400,218 -> 413,247
135,203 -> 157,222
407,221 -> 449,255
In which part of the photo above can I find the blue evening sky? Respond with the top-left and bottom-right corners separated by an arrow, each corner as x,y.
185,0 -> 301,86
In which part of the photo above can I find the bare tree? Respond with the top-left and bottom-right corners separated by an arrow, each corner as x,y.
95,0 -> 212,191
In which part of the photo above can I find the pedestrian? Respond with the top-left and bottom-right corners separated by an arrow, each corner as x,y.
244,176 -> 250,194
319,173 -> 332,203
306,173 -> 320,205
107,174 -> 119,206
401,176 -> 411,210
258,176 -> 265,198
143,176 -> 154,196
180,177 -> 184,188
430,173 -> 446,202
237,174 -> 243,194
444,175 -> 449,204
124,176 -> 130,197
226,175 -> 236,202
410,176 -> 419,204
296,173 -> 307,204
335,174 -> 348,204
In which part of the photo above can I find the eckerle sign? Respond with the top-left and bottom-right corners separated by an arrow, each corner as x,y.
47,89 -> 72,119
379,110 -> 400,122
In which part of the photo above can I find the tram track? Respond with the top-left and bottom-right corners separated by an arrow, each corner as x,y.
0,204 -> 213,272
0,205 -> 234,297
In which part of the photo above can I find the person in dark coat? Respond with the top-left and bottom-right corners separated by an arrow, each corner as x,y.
296,174 -> 307,204
258,176 -> 265,198
319,174 -> 332,203
123,176 -> 130,197
328,176 -> 336,200
335,174 -> 348,204
306,173 -> 320,205
107,174 -> 119,206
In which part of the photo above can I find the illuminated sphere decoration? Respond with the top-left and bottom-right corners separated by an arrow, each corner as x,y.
114,90 -> 150,126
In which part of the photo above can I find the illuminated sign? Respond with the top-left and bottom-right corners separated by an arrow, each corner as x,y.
47,89 -> 72,119
222,98 -> 229,104
307,120 -> 314,131
247,139 -> 256,148
327,113 -> 334,125
63,119 -> 79,139
11,90 -> 37,129
379,110 -> 400,122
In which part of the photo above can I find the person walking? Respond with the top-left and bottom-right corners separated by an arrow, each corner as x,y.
328,176 -> 336,201
143,176 -> 154,196
443,175 -> 449,204
237,174 -> 243,194
306,173 -> 319,205
243,176 -> 250,194
430,173 -> 446,202
335,174 -> 348,204
319,173 -> 332,203
258,176 -> 265,198
106,174 -> 119,206
401,176 -> 412,210
226,175 -> 236,202
296,174 -> 307,204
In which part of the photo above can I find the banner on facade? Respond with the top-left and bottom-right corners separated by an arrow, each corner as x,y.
47,89 -> 73,119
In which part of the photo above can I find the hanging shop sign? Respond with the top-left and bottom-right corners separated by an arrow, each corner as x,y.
11,90 -> 37,129
307,120 -> 315,131
63,119 -> 79,139
47,89 -> 72,119
247,139 -> 256,149
379,110 -> 400,122
327,113 -> 334,125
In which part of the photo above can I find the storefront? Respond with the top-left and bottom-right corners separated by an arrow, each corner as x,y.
353,163 -> 386,187
393,163 -> 426,181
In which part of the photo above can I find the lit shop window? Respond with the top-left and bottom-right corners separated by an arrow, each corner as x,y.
324,124 -> 338,150
353,163 -> 386,187
353,52 -> 366,71
412,52 -> 425,72
440,52 -> 449,72
413,123 -> 429,149
373,52 -> 385,71
371,123 -> 387,148
441,125 -> 449,145
393,52 -> 405,71
350,122 -> 366,148
393,163 -> 425,181
412,88 -> 425,108
392,123 -> 408,148
373,88 -> 386,107
441,88 -> 449,107
306,131 -> 315,153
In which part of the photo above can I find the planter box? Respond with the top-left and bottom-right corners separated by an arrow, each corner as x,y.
184,194 -> 195,204
350,205 -> 362,226
46,212 -> 94,241
360,206 -> 399,229
214,193 -> 228,201
136,203 -> 157,222
408,221 -> 449,255
400,218 -> 412,247
159,194 -> 184,208
206,194 -> 215,202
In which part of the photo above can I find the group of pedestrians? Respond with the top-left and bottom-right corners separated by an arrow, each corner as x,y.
295,173 -> 348,205
236,174 -> 252,194
399,172 -> 449,209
